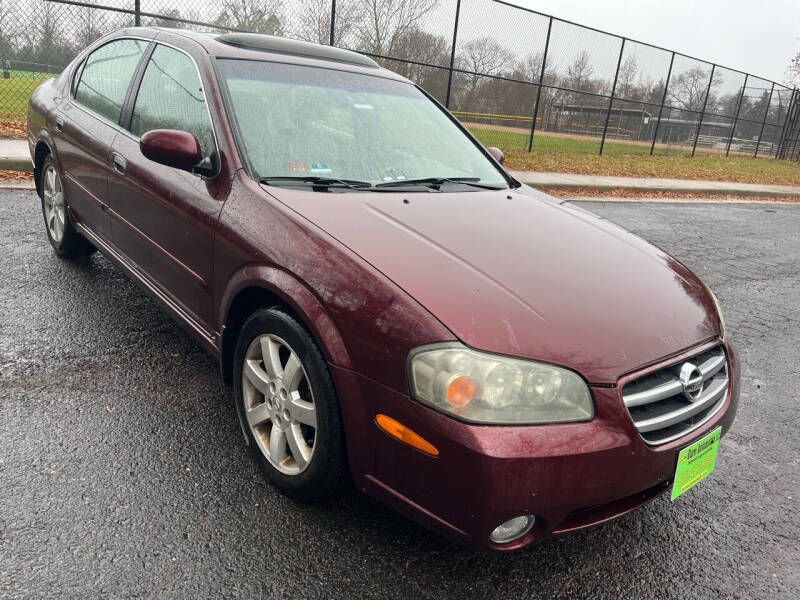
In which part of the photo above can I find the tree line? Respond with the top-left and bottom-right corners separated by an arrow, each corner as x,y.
0,0 -> 787,126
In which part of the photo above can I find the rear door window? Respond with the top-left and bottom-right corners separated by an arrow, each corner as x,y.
74,39 -> 149,124
129,44 -> 214,158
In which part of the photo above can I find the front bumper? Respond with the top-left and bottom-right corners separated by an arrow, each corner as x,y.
333,339 -> 740,551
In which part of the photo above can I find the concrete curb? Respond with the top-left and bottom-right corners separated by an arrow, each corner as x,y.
537,182 -> 799,199
0,156 -> 32,172
510,170 -> 800,199
0,181 -> 35,190
562,196 -> 798,205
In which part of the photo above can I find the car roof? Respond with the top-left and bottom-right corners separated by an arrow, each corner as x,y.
122,27 -> 411,84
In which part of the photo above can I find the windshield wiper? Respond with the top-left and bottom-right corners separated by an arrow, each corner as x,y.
260,175 -> 505,192
260,176 -> 373,190
375,177 -> 504,190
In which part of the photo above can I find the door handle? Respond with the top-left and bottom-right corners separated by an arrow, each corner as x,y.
112,153 -> 126,175
54,115 -> 64,133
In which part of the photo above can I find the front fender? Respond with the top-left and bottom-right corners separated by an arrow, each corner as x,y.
217,264 -> 373,479
218,263 -> 353,370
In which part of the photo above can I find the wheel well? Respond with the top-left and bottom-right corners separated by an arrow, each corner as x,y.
33,141 -> 51,196
220,286 -> 287,384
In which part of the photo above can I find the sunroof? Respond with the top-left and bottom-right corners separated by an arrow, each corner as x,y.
216,33 -> 379,69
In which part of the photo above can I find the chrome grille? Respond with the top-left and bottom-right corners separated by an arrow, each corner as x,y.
622,346 -> 728,445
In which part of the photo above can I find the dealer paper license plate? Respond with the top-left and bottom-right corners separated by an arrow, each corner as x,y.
671,427 -> 722,501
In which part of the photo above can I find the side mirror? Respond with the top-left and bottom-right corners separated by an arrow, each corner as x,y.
486,146 -> 505,165
140,129 -> 201,172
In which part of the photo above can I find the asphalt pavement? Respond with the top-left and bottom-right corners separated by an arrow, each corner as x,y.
1,190 -> 798,599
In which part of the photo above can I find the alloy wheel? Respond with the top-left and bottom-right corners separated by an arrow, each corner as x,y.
42,165 -> 66,243
241,334 -> 317,475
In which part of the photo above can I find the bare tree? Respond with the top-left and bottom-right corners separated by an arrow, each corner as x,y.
295,0 -> 358,45
739,88 -> 771,122
516,52 -> 544,83
19,0 -> 68,67
786,50 -> 800,88
616,55 -> 638,100
149,8 -> 186,29
641,77 -> 666,105
139,6 -> 203,30
0,0 -> 19,58
296,1 -> 332,44
456,37 -> 512,76
563,51 -> 595,92
453,37 -> 514,110
384,26 -> 449,99
716,87 -> 744,117
75,6 -> 109,48
214,0 -> 283,35
391,26 -> 448,70
352,0 -> 439,57
668,66 -> 717,112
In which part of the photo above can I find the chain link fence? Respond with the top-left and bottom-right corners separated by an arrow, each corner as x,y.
1,0 -> 797,160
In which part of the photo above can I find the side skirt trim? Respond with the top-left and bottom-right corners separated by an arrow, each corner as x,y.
77,223 -> 220,356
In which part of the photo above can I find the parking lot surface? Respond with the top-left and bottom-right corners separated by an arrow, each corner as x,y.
1,190 -> 798,599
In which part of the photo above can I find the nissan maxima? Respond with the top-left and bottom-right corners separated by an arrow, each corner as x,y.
27,28 -> 738,551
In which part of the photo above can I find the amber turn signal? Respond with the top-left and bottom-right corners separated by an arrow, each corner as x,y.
375,414 -> 439,456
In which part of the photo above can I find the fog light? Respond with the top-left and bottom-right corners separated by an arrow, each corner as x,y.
489,515 -> 535,544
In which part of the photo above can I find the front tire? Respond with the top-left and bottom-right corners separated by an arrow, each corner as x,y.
39,155 -> 95,258
233,308 -> 347,501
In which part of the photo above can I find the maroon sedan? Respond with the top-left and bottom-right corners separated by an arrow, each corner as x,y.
27,28 -> 738,551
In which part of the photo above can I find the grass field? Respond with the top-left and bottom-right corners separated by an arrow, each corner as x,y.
468,127 -> 800,186
473,128 -> 687,156
0,73 -> 53,121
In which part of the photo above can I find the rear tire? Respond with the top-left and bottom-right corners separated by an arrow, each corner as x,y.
38,154 -> 95,258
233,307 -> 347,501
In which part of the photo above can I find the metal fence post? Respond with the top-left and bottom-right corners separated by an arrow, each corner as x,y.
725,73 -> 747,157
792,89 -> 800,160
329,0 -> 336,46
650,51 -> 675,156
134,0 -> 140,26
526,16 -> 552,152
599,37 -> 625,155
753,81 -> 774,158
444,0 -> 461,109
775,89 -> 789,158
785,89 -> 800,160
691,63 -> 716,157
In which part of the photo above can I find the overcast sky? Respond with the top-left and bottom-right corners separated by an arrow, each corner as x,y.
512,0 -> 799,84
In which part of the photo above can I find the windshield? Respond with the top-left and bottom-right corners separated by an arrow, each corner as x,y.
217,59 -> 509,190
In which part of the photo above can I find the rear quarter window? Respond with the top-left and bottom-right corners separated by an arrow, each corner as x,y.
74,39 -> 148,124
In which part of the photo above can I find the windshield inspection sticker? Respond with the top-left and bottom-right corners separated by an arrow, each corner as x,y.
353,103 -> 374,110
377,167 -> 407,182
671,426 -> 722,500
288,160 -> 307,173
309,162 -> 333,175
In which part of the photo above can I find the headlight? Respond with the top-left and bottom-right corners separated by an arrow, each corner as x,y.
408,344 -> 594,425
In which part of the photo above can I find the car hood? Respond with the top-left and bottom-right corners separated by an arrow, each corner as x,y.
268,184 -> 719,384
